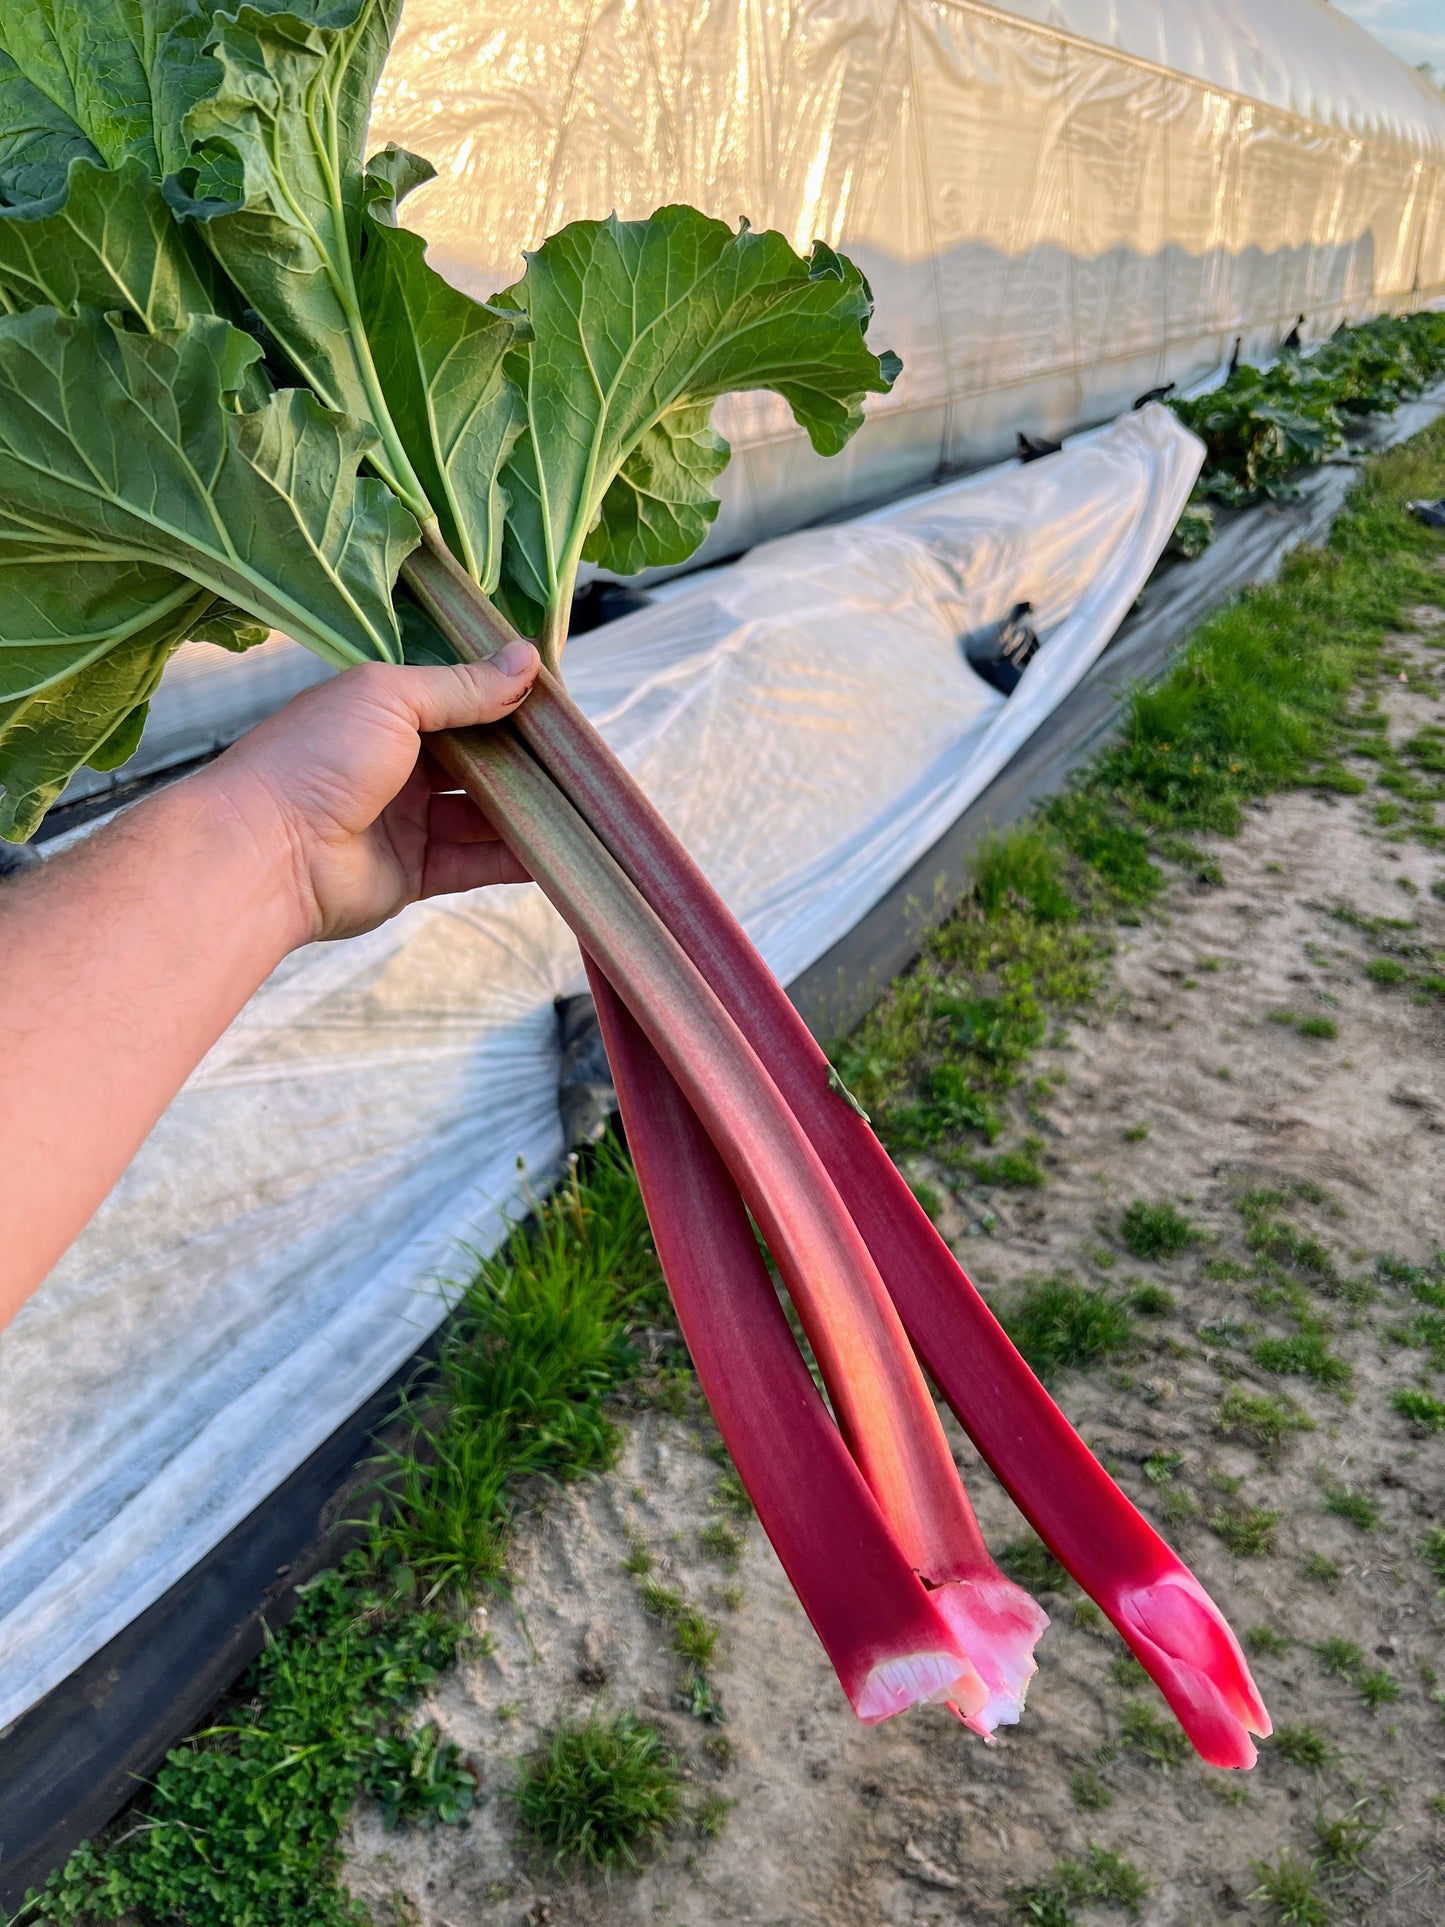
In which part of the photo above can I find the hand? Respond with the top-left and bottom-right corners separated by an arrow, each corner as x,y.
206,641 -> 540,944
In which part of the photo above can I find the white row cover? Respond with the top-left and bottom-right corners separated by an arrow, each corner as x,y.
0,405 -> 1201,1731
372,0 -> 1445,563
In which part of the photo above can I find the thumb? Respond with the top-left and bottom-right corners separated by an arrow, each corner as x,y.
393,641 -> 540,735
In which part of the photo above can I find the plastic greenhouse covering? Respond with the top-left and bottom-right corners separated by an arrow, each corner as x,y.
4,0 -> 1445,1730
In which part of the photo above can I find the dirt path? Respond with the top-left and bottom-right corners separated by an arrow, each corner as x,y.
346,614 -> 1445,1927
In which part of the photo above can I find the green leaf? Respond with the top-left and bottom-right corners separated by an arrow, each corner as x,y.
0,568 -> 212,839
356,147 -> 528,590
584,404 -> 730,581
168,0 -> 421,505
494,205 -> 899,641
0,3 -> 221,185
0,305 -> 414,667
0,155 -> 215,328
0,46 -> 100,205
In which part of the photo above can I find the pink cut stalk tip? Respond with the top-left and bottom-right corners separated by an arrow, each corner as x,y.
1115,1567 -> 1272,1769
854,1647 -> 991,1726
930,1575 -> 1052,1737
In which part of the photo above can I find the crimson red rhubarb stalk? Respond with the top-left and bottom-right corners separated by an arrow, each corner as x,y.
431,718 -> 1047,1731
491,662 -> 1270,1769
586,961 -> 989,1724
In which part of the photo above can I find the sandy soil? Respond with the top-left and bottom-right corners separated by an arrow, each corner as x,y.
345,616 -> 1445,1927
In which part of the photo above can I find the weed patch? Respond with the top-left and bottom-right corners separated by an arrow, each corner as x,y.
1002,1277 -> 1137,1378
513,1711 -> 684,1873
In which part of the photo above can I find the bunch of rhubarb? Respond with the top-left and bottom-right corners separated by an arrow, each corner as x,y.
0,0 -> 1267,1765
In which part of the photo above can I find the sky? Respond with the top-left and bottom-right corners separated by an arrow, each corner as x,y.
1329,0 -> 1445,76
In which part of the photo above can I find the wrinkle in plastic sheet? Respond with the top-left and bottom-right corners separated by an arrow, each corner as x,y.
0,405 -> 1202,1730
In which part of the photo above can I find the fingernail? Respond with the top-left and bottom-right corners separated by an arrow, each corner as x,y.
492,639 -> 536,678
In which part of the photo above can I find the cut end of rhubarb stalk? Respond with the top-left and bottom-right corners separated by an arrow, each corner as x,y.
853,1648 -> 990,1726
930,1573 -> 1051,1737
1116,1566 -> 1271,1769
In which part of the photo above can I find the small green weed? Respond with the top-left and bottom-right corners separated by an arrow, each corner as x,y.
1365,955 -> 1409,985
1314,1796 -> 1385,1875
1250,1850 -> 1331,1927
1128,1282 -> 1176,1315
513,1711 -> 684,1872
364,1722 -> 477,1832
1002,1277 -> 1136,1378
1272,1725 -> 1334,1770
1393,1387 -> 1445,1430
1119,1700 -> 1188,1767
1251,1330 -> 1350,1387
1420,1526 -> 1445,1586
1355,1669 -> 1400,1714
998,1534 -> 1072,1594
1143,1450 -> 1184,1485
1120,1199 -> 1197,1260
691,1791 -> 736,1840
1070,1766 -> 1113,1810
1321,1484 -> 1380,1531
1245,1625 -> 1291,1657
1209,1504 -> 1281,1557
1214,1389 -> 1315,1454
1316,1636 -> 1365,1679
698,1520 -> 745,1564
1269,1011 -> 1339,1040
1011,1843 -> 1148,1922
1302,1553 -> 1341,1586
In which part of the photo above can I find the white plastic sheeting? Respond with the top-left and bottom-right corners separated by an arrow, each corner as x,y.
371,0 -> 1445,561
0,404 -> 1202,1730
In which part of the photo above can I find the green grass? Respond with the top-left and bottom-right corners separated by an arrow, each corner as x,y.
1214,1388 -> 1315,1454
1320,1484 -> 1380,1531
1128,1281 -> 1176,1315
1251,1329 -> 1350,1387
1119,1199 -> 1197,1260
1208,1503 -> 1281,1557
513,1711 -> 684,1872
1001,1276 -> 1137,1378
1118,1700 -> 1189,1767
1011,1844 -> 1148,1923
373,1143 -> 664,1599
1069,1766 -> 1113,1811
1269,1010 -> 1339,1040
1314,1797 -> 1384,1876
998,1533 -> 1073,1595
1271,1725 -> 1334,1770
1245,1625 -> 1291,1657
1316,1636 -> 1365,1679
1393,1386 -> 1445,1430
1421,1527 -> 1445,1586
1250,1851 -> 1331,1927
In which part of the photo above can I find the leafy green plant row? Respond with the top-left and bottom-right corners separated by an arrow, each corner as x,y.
1171,310 -> 1445,512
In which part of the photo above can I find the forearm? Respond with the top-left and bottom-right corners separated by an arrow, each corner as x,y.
0,770 -> 306,1325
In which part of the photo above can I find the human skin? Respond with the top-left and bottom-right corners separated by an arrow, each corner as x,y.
0,641 -> 539,1329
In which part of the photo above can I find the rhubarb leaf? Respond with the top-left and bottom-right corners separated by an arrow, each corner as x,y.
356,148 -> 528,589
0,567 -> 215,839
168,0 -> 422,504
0,4 -> 225,184
493,207 -> 900,638
0,156 -> 215,328
0,306 -> 413,662
0,46 -> 98,203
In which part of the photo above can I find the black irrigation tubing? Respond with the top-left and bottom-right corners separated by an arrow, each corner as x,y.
4,379 -> 1445,1909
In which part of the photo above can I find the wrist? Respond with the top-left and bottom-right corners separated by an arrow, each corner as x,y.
177,760 -> 322,958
